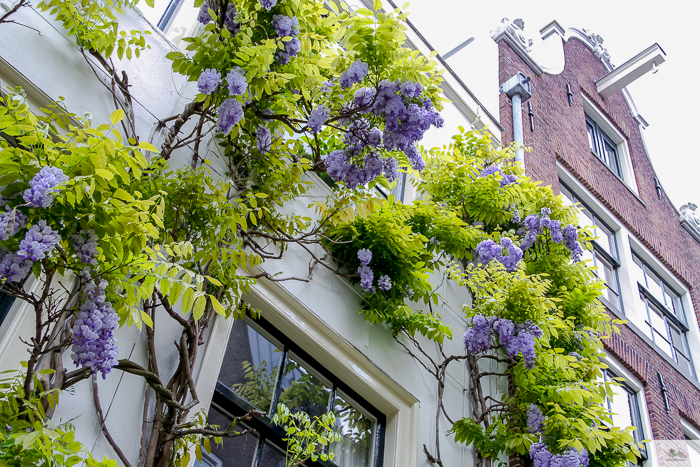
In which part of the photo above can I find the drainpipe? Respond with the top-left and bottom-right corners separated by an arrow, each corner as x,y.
500,72 -> 532,166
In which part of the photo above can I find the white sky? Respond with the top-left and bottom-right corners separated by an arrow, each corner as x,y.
403,0 -> 700,209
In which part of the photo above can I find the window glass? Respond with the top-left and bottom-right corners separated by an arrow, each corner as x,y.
664,288 -> 684,321
645,269 -> 664,305
631,255 -> 646,289
603,140 -> 621,176
222,320 -> 283,413
259,441 -> 287,467
196,406 -> 259,467
608,384 -> 634,433
278,354 -> 333,419
587,121 -> 597,154
332,391 -> 375,467
596,222 -> 616,258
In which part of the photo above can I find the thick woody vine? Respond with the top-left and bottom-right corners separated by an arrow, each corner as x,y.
0,1 -> 644,467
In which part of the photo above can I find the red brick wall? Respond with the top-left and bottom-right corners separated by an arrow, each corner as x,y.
497,37 -> 700,440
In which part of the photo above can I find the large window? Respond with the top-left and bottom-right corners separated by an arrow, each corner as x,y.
197,316 -> 385,467
601,369 -> 647,466
586,114 -> 623,178
560,182 -> 622,311
631,252 -> 696,378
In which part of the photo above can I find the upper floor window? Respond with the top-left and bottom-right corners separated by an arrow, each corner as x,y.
631,251 -> 696,378
601,369 -> 647,466
560,182 -> 622,311
198,316 -> 385,467
586,114 -> 622,178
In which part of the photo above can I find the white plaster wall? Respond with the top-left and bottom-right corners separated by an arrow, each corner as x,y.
0,3 -> 485,465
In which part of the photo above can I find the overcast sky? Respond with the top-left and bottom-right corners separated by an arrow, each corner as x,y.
402,0 -> 699,210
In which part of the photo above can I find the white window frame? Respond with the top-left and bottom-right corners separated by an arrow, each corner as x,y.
192,275 -> 421,467
682,419 -> 700,467
627,239 -> 700,380
602,355 -> 656,467
581,96 -> 639,195
558,165 -> 700,381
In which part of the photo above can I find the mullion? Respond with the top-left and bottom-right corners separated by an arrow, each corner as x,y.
270,346 -> 289,415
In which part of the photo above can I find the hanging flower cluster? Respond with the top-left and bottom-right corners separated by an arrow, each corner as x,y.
530,443 -> 590,467
70,273 -> 119,379
463,314 -> 543,369
526,404 -> 544,434
354,248 -> 393,293
519,208 -> 584,261
475,237 -> 523,272
70,229 -> 99,265
23,166 -> 69,208
480,165 -> 517,187
198,1 -> 239,33
324,79 -> 443,189
272,14 -> 301,65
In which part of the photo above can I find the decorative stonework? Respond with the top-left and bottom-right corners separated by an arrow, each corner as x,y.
491,18 -> 543,75
491,18 -> 533,52
568,28 -> 613,68
680,203 -> 700,243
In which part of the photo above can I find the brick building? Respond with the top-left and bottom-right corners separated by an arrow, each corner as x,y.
494,19 -> 700,466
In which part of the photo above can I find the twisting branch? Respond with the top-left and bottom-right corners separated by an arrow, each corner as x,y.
93,374 -> 133,467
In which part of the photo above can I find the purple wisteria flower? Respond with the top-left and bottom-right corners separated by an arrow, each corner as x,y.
0,207 -> 27,241
259,0 -> 277,10
0,250 -> 32,283
23,166 -> 69,208
340,60 -> 369,89
530,443 -> 589,467
226,68 -> 247,96
383,157 -> 399,182
480,165 -> 518,187
197,68 -> 221,95
197,2 -> 212,24
358,265 -> 373,291
357,248 -> 372,267
224,4 -> 240,33
71,278 -> 119,379
71,229 -> 98,265
276,51 -> 290,65
272,15 -> 299,37
217,99 -> 244,134
526,404 -> 544,434
284,37 -> 301,57
256,126 -> 272,154
326,78 -> 442,189
563,224 -> 584,262
463,314 -> 491,354
475,238 -> 522,272
399,81 -> 422,98
549,220 -> 563,243
308,105 -> 330,134
377,275 -> 392,291
17,220 -> 60,262
325,150 -> 349,181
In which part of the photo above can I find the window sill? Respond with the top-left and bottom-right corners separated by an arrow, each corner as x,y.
603,302 -> 700,389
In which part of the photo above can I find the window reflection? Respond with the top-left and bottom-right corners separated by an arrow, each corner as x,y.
195,406 -> 258,467
220,319 -> 283,414
279,354 -> 333,420
332,391 -> 375,467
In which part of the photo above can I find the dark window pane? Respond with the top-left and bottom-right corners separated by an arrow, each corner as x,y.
332,391 -> 375,467
258,441 -> 286,467
0,293 -> 15,328
221,320 -> 283,413
195,406 -> 258,467
278,354 -> 332,419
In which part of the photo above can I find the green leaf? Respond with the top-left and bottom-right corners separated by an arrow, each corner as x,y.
110,109 -> 125,125
181,287 -> 195,314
